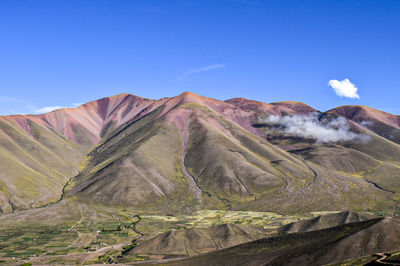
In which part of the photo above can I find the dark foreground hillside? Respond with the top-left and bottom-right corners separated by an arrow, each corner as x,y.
157,217 -> 400,266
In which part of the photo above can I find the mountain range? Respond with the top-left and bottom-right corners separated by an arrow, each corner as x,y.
0,92 -> 400,265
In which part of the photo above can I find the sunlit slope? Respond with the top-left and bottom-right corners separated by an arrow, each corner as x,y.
0,118 -> 85,214
0,94 -> 163,214
63,105 -> 196,211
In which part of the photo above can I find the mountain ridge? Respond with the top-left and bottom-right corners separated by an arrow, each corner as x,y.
1,91 -> 400,215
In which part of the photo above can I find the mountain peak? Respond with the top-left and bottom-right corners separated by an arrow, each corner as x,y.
176,91 -> 205,101
330,104 -> 400,134
180,91 -> 198,96
171,91 -> 228,107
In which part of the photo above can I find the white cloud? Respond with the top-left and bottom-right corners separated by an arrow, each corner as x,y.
360,120 -> 373,127
178,64 -> 225,80
33,103 -> 82,114
328,78 -> 360,99
264,112 -> 369,143
34,106 -> 65,113
265,114 -> 280,124
0,94 -> 84,115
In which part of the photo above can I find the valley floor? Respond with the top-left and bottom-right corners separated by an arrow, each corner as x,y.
0,198 -> 371,265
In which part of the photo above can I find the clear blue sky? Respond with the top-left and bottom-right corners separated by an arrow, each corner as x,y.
1,0 -> 399,115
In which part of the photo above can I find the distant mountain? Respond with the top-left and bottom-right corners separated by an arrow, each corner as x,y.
1,92 -> 400,215
329,105 -> 400,144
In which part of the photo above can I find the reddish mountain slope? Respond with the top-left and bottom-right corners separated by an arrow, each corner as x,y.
329,105 -> 400,144
1,93 -> 161,145
226,98 -> 316,116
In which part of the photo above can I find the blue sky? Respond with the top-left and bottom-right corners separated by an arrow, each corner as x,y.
0,0 -> 399,115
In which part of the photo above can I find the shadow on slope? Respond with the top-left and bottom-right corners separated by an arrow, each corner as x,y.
159,217 -> 400,266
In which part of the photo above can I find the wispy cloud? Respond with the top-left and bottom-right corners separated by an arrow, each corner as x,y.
0,95 -> 83,115
328,78 -> 360,99
178,64 -> 225,80
33,103 -> 82,114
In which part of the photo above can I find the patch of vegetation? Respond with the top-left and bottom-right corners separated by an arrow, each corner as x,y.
140,210 -> 313,230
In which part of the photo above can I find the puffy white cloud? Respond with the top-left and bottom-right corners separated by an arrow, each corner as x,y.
264,112 -> 369,143
328,79 -> 360,99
